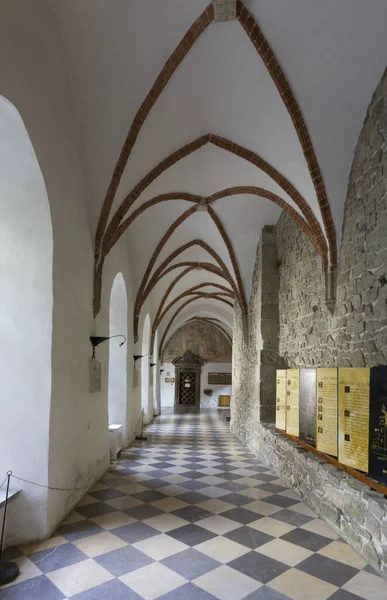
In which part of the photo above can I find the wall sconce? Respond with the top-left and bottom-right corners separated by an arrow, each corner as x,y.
160,369 -> 165,374
90,335 -> 126,359
133,353 -> 149,362
150,363 -> 157,368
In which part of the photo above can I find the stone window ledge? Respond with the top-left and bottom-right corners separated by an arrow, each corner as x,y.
0,488 -> 21,510
252,423 -> 387,579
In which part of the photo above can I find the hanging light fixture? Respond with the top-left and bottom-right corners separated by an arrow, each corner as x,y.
90,335 -> 126,358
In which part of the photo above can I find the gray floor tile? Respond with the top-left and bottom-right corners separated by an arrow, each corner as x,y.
271,509 -> 314,527
58,520 -> 105,542
76,502 -> 117,519
162,548 -> 220,580
157,583 -> 218,599
167,524 -> 217,546
172,506 -> 212,523
176,492 -> 209,504
71,578 -> 143,599
131,490 -> 167,503
221,508 -> 261,525
219,493 -> 253,506
243,586 -> 291,599
229,550 -> 289,583
257,484 -> 288,494
297,553 -> 359,587
28,543 -> 87,573
327,590 -> 365,600
94,544 -> 153,576
224,526 -> 274,549
281,528 -> 332,551
0,575 -> 65,600
263,495 -> 299,509
112,522 -> 159,543
124,504 -> 163,520
90,488 -> 127,501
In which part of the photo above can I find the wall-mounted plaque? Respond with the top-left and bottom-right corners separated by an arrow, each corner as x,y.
338,368 -> 370,472
286,369 -> 299,437
275,370 -> 287,431
299,368 -> 317,446
165,377 -> 175,383
369,365 -> 387,485
316,368 -> 338,457
89,359 -> 101,393
208,372 -> 232,385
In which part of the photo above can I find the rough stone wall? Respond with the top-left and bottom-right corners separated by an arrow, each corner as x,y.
277,67 -> 387,369
231,68 -> 387,577
163,320 -> 232,363
232,227 -> 284,440
253,424 -> 387,578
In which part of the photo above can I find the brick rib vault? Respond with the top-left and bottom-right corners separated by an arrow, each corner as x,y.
92,0 -> 337,343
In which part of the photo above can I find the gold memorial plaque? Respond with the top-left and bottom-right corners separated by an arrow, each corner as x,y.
338,368 -> 370,472
275,370 -> 287,431
316,368 -> 338,457
286,369 -> 299,437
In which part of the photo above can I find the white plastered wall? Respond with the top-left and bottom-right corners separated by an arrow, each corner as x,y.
0,0 -> 139,544
161,362 -> 232,408
108,273 -> 128,437
0,97 -> 53,544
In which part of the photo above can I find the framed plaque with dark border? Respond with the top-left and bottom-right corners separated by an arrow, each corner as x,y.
286,369 -> 299,437
369,365 -> 387,485
316,368 -> 338,457
338,368 -> 370,473
299,368 -> 317,446
275,369 -> 287,431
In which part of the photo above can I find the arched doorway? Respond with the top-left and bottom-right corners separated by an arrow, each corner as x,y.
108,273 -> 128,438
141,313 -> 151,422
0,96 -> 53,541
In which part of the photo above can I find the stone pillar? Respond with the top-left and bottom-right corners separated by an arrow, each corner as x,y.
255,226 -> 284,422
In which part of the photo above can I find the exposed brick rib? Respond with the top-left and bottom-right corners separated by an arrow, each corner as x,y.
208,206 -> 246,312
101,135 -> 327,262
133,261 -> 229,341
136,240 -> 242,334
134,206 -> 198,329
236,0 -> 336,267
101,136 -> 210,256
208,186 -> 326,266
95,3 -> 214,254
150,282 -> 234,351
106,193 -> 201,255
209,136 -> 327,262
184,317 -> 232,344
159,294 -> 234,358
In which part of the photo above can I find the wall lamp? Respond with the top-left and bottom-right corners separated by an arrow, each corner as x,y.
160,369 -> 165,374
90,335 -> 126,359
150,363 -> 157,368
133,353 -> 149,362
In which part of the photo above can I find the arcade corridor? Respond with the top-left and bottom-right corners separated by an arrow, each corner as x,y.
1,410 -> 386,600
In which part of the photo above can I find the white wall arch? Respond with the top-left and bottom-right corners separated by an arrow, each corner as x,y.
141,313 -> 152,423
152,329 -> 160,416
0,96 -> 53,542
108,272 -> 128,438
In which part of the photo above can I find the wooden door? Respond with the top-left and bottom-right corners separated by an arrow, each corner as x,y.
179,371 -> 197,405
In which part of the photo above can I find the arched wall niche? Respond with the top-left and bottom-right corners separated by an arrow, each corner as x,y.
0,96 -> 53,543
152,329 -> 161,416
141,313 -> 152,423
108,273 -> 128,438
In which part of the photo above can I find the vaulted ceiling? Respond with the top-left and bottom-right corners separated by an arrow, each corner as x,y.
49,0 -> 387,350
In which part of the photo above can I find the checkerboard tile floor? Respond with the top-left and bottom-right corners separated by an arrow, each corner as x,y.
2,409 -> 387,599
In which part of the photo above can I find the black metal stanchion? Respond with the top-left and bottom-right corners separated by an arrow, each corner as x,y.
135,409 -> 148,441
0,472 -> 19,586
